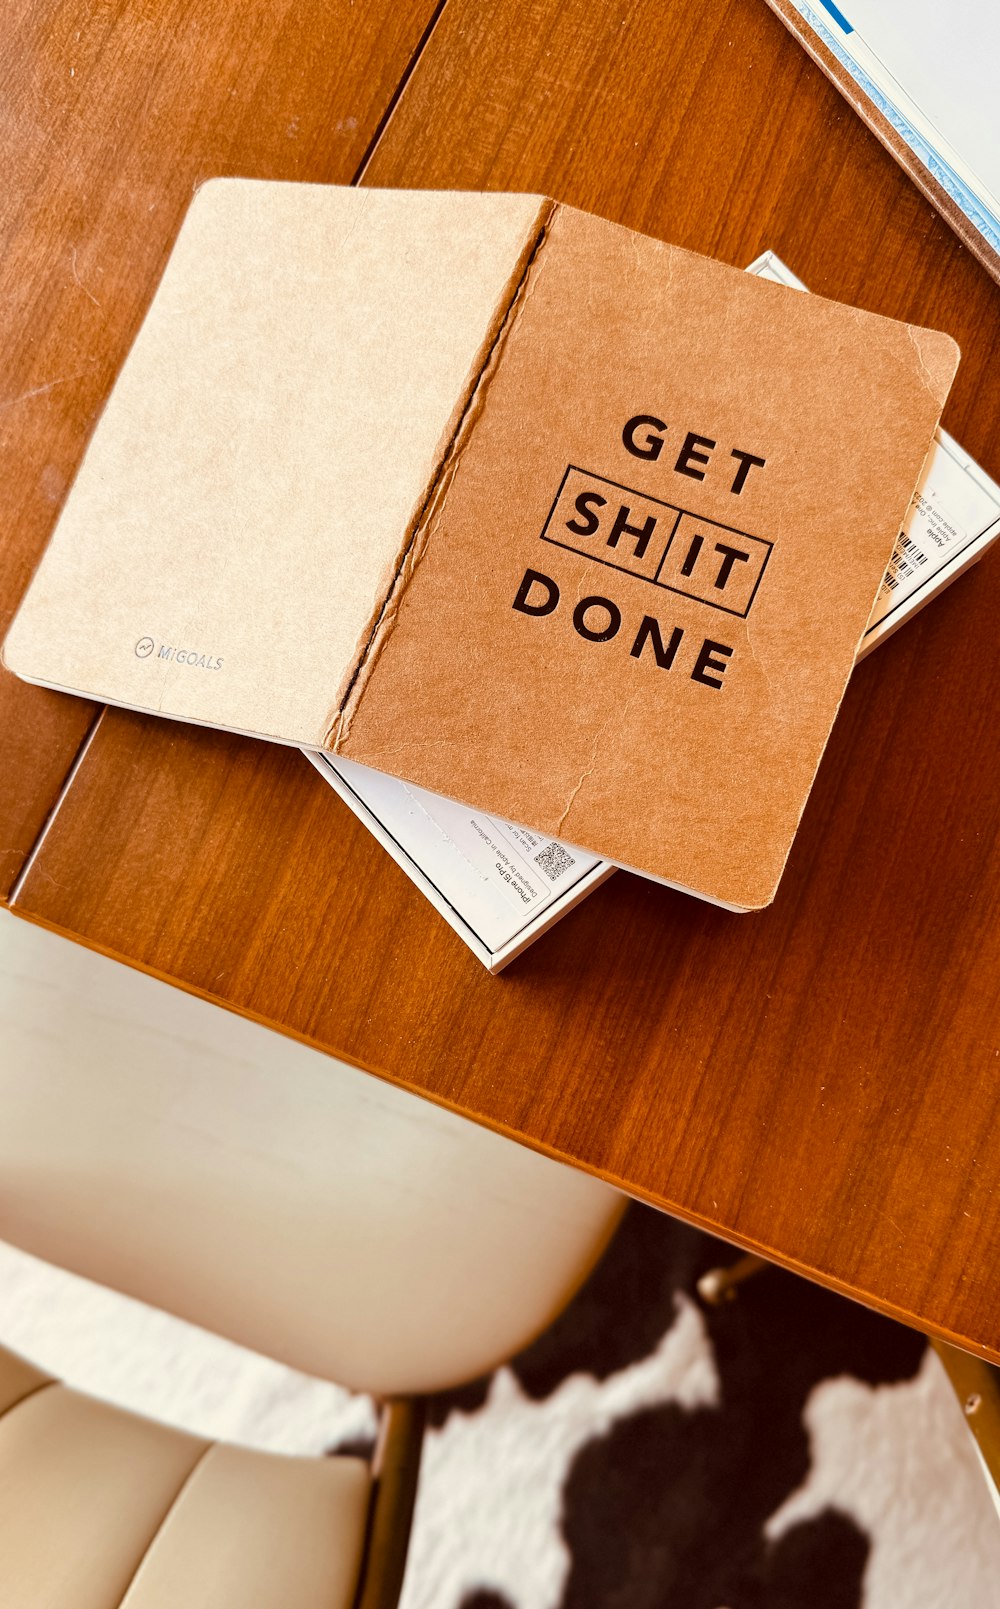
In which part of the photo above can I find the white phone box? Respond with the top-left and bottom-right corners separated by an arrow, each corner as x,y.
306,251 -> 1000,972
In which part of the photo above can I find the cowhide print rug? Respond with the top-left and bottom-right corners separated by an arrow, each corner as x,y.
1,1208 -> 997,1608
385,1207 -> 1000,1609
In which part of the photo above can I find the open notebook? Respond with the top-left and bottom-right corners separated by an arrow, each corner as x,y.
4,185 -> 957,913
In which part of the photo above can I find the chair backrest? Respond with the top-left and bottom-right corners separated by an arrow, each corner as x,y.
0,912 -> 623,1395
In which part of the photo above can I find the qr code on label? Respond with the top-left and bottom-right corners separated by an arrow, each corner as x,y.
534,841 -> 574,882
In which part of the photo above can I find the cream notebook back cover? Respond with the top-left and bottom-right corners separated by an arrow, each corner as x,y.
3,181 -> 549,743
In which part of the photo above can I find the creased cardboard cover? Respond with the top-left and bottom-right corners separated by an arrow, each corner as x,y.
3,181 -> 550,743
332,204 -> 958,907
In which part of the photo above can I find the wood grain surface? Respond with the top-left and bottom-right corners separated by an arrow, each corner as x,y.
761,0 -> 1000,290
8,0 -> 1000,1356
0,0 -> 441,899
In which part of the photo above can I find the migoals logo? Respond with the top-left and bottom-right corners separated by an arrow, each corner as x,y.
134,637 -> 223,671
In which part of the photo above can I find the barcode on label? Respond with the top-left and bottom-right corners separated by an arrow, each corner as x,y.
898,531 -> 927,564
534,841 -> 574,882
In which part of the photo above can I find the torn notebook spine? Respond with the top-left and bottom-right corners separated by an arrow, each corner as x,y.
326,200 -> 559,751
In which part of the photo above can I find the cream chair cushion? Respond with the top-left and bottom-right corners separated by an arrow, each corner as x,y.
0,912 -> 625,1395
0,1342 -> 370,1609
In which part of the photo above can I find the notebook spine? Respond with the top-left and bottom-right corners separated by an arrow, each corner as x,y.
323,199 -> 560,751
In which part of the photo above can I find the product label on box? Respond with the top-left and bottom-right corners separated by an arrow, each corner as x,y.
867,435 -> 1000,634
323,754 -> 604,955
403,783 -> 588,917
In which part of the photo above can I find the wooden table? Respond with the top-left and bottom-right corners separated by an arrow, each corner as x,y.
4,0 -> 1000,1361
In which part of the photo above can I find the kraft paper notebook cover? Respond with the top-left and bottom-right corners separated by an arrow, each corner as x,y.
3,181 -> 959,909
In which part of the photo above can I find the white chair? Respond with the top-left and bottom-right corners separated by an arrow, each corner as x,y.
0,910 -> 625,1607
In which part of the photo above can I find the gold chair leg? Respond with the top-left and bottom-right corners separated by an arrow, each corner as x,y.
931,1340 -> 1000,1497
354,1397 -> 427,1609
696,1253 -> 769,1306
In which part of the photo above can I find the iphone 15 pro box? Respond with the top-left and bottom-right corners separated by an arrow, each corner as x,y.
306,250 -> 1000,970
